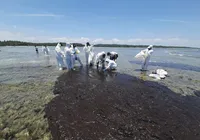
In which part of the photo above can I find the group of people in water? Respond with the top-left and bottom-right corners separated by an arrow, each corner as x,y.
54,42 -> 119,71
35,42 -> 154,72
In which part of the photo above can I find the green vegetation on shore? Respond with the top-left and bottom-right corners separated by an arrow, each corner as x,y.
0,40 -> 195,48
0,40 -> 84,47
94,44 -> 192,48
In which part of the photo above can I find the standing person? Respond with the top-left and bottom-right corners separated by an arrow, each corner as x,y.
35,46 -> 39,54
95,51 -> 106,70
45,46 -> 50,55
71,44 -> 83,67
64,43 -> 74,70
42,46 -> 50,55
107,51 -> 118,61
42,46 -> 45,54
103,58 -> 117,71
83,42 -> 94,66
55,43 -> 65,70
141,45 -> 154,71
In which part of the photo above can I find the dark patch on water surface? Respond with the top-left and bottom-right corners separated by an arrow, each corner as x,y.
129,60 -> 200,72
45,67 -> 200,140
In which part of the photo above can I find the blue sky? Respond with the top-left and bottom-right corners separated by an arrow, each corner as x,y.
0,0 -> 200,47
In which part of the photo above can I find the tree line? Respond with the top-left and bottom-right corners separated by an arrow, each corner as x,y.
0,41 -> 84,47
94,44 -> 191,48
0,40 -> 192,48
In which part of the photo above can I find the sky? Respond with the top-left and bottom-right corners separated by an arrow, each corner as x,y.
0,0 -> 200,47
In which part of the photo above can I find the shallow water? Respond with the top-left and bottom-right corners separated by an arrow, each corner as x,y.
0,46 -> 200,95
0,46 -> 199,69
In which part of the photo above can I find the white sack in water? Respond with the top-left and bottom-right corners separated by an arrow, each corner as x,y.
135,51 -> 145,60
156,69 -> 168,76
149,74 -> 161,80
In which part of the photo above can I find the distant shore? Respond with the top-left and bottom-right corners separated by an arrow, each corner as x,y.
0,40 -> 198,49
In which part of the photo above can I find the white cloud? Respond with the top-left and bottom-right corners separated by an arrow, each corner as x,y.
10,14 -> 64,17
112,38 -> 120,43
152,19 -> 198,24
156,19 -> 187,23
92,38 -> 104,43
13,25 -> 17,29
0,30 -> 199,47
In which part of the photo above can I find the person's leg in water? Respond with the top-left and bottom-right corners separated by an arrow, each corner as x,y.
141,57 -> 148,71
57,57 -> 64,70
101,59 -> 105,70
85,52 -> 89,65
66,57 -> 72,70
96,61 -> 99,69
77,56 -> 83,66
71,55 -> 75,70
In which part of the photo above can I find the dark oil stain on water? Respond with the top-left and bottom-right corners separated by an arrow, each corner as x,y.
129,60 -> 200,72
45,66 -> 200,140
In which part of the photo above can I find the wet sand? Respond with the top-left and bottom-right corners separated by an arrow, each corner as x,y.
45,67 -> 200,140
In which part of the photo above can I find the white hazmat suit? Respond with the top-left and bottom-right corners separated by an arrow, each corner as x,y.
42,46 -> 50,55
104,58 -> 117,71
95,51 -> 106,69
64,43 -> 74,70
141,45 -> 154,71
71,45 -> 83,67
83,43 -> 94,65
55,43 -> 65,70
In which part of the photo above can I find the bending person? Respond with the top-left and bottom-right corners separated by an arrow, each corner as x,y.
141,45 -> 154,71
55,43 -> 65,70
104,58 -> 117,71
107,51 -> 118,61
95,51 -> 106,70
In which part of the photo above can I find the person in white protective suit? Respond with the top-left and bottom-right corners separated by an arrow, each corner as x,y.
55,43 -> 65,70
64,43 -> 74,70
42,46 -> 50,55
71,44 -> 83,67
103,58 -> 117,71
107,51 -> 118,61
95,51 -> 106,70
83,42 -> 95,66
141,45 -> 154,71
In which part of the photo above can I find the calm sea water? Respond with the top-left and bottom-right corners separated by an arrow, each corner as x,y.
0,46 -> 200,72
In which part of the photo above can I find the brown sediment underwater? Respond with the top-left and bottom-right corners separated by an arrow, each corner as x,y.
45,66 -> 200,140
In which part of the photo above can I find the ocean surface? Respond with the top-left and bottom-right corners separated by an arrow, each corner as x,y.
0,46 -> 199,72
1,46 -> 200,95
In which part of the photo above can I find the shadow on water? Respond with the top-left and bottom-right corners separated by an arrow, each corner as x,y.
129,60 -> 200,72
45,66 -> 200,140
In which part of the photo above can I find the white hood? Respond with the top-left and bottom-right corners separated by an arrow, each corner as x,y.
147,45 -> 153,49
